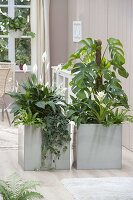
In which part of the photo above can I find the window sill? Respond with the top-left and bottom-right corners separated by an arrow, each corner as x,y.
15,65 -> 32,72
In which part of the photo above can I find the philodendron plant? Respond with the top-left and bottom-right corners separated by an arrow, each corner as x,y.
63,38 -> 133,127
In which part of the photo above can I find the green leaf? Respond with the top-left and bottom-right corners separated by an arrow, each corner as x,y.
76,90 -> 86,99
118,67 -> 129,78
10,105 -> 20,114
67,110 -> 76,118
62,60 -> 72,70
45,101 -> 56,113
71,63 -> 85,74
107,38 -> 123,47
80,38 -> 93,47
36,101 -> 45,109
26,31 -> 36,38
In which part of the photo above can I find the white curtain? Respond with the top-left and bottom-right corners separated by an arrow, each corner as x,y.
31,0 -> 51,85
42,0 -> 51,85
31,0 -> 45,82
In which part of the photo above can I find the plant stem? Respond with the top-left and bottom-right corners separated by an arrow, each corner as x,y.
102,44 -> 108,60
95,39 -> 103,90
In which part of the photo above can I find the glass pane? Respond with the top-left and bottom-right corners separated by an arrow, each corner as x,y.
15,0 -> 30,5
0,38 -> 8,62
15,38 -> 31,66
0,0 -> 8,5
0,7 -> 8,35
15,8 -> 30,33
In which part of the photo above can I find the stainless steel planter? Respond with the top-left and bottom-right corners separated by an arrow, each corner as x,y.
18,125 -> 42,171
76,124 -> 122,169
18,125 -> 71,170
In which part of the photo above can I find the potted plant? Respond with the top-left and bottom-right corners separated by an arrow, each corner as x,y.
63,38 -> 133,169
8,73 -> 71,170
0,12 -> 35,38
16,54 -> 29,70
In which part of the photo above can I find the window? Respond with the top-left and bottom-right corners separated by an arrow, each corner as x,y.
0,0 -> 32,70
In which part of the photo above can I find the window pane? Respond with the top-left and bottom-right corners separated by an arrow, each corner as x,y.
15,38 -> 31,65
0,7 -> 8,35
0,38 -> 8,61
15,8 -> 30,34
15,0 -> 30,5
0,0 -> 8,5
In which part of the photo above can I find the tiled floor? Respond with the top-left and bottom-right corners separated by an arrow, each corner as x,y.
0,117 -> 133,200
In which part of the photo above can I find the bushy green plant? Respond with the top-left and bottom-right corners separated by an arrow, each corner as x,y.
8,73 -> 70,162
0,173 -> 43,200
15,38 -> 31,66
9,74 -> 66,125
16,54 -> 30,66
63,38 -> 133,127
0,12 -> 35,37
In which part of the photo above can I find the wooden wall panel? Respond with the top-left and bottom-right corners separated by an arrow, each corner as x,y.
68,0 -> 78,56
108,0 -> 132,150
68,0 -> 108,54
129,1 -> 133,151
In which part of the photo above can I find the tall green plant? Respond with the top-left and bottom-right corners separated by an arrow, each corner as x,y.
0,173 -> 43,200
63,38 -> 133,126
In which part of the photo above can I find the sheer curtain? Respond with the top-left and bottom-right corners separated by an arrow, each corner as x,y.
43,0 -> 51,85
31,0 -> 51,85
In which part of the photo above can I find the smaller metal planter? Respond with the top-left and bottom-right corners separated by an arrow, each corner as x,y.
18,125 -> 42,171
76,124 -> 122,170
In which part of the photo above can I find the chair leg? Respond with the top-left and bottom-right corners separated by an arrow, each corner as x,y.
1,103 -> 4,121
5,109 -> 11,126
2,96 -> 11,126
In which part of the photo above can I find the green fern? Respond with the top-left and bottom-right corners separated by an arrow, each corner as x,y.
0,173 -> 43,200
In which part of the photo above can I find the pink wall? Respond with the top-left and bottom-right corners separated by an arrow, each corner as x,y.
50,0 -> 68,66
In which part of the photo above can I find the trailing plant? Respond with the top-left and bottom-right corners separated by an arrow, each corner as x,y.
8,73 -> 70,163
0,173 -> 43,200
41,113 -> 70,165
63,38 -> 133,127
0,12 -> 35,38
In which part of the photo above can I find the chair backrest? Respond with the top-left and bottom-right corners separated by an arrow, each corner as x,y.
0,62 -> 15,93
0,68 -> 11,97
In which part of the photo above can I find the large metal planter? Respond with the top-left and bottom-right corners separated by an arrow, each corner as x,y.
18,125 -> 42,171
76,124 -> 122,170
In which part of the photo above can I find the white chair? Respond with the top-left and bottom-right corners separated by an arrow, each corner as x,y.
0,62 -> 15,125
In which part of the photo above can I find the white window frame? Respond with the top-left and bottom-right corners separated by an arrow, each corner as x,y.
0,0 -> 32,70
